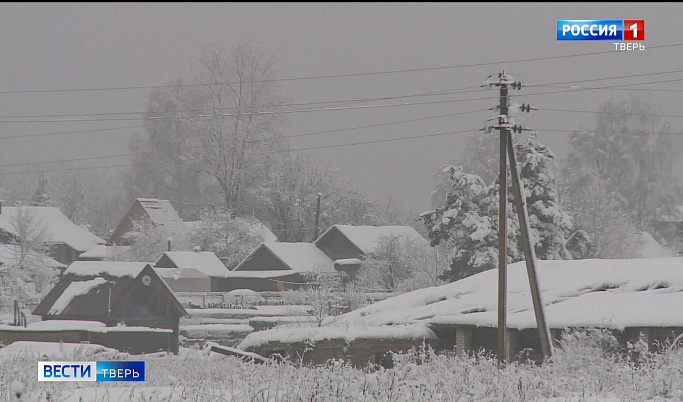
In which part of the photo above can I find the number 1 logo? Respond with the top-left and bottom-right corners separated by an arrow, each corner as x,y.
623,20 -> 644,41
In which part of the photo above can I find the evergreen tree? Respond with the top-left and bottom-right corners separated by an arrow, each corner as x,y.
423,135 -> 573,282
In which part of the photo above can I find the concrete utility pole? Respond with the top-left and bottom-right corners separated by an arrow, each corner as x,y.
483,72 -> 552,364
497,79 -> 509,366
313,193 -> 322,241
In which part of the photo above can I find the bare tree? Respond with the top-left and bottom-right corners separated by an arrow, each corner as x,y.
9,205 -> 49,269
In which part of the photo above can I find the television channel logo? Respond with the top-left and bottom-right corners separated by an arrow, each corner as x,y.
38,361 -> 145,382
557,20 -> 644,41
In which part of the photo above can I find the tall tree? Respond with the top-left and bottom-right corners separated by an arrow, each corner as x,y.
423,135 -> 573,281
563,96 -> 683,231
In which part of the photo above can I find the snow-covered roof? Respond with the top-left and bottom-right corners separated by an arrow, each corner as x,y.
238,324 -> 437,350
48,277 -> 109,315
157,251 -> 230,277
0,206 -> 104,252
78,244 -> 131,260
136,198 -> 189,236
329,258 -> 683,332
334,258 -> 362,266
318,225 -> 428,254
234,242 -> 335,273
0,244 -> 66,269
63,261 -> 149,278
628,232 -> 677,258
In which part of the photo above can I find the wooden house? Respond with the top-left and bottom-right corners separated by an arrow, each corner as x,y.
314,225 -> 428,261
0,205 -> 105,265
225,242 -> 336,291
154,250 -> 230,292
108,198 -> 189,245
32,261 -> 187,353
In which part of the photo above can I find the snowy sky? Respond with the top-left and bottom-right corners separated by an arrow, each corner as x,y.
0,3 -> 681,211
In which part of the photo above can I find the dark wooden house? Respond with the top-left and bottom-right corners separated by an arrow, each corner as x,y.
224,242 -> 336,291
32,261 -> 187,353
314,225 -> 428,261
108,198 -> 190,245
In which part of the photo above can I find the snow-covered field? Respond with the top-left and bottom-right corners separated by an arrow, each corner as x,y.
3,329 -> 683,401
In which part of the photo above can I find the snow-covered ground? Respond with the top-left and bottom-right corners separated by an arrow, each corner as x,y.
3,329 -> 683,401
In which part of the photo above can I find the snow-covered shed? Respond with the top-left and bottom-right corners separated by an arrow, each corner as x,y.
153,250 -> 227,291
0,205 -> 105,265
32,261 -> 187,353
108,198 -> 189,245
241,258 -> 683,363
314,225 -> 428,261
225,242 -> 336,291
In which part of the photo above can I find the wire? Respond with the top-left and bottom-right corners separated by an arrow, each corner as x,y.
0,86 -> 486,120
528,68 -> 683,88
1,43 -> 681,95
539,108 -> 683,119
0,125 -> 144,141
0,127 -> 479,176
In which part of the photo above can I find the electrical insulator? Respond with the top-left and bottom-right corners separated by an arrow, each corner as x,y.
520,103 -> 531,113
512,125 -> 523,133
511,81 -> 522,90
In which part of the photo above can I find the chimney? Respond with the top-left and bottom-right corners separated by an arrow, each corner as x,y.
167,237 -> 172,252
193,245 -> 201,253
0,200 -> 3,214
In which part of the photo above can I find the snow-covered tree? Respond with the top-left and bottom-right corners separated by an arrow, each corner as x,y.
421,166 -> 500,281
119,217 -> 190,262
563,96 -> 683,231
189,209 -> 272,269
512,134 -> 573,260
356,234 -> 446,292
423,135 -> 573,281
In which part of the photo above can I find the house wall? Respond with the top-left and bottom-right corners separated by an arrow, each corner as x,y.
162,277 -> 212,293
250,337 -> 439,368
49,243 -> 80,266
315,227 -> 364,261
0,328 -> 173,354
213,275 -> 305,292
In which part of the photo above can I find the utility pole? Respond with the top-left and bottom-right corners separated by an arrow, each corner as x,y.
497,79 -> 509,366
313,193 -> 322,241
483,72 -> 552,363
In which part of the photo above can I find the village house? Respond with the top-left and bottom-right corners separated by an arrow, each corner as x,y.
227,242 -> 336,292
0,203 -> 105,265
153,250 -> 230,292
239,257 -> 683,365
108,198 -> 190,245
26,261 -> 187,354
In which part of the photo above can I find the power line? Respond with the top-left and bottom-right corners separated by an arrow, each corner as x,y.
1,43 -> 681,95
0,127 -> 479,176
0,125 -> 144,141
0,86 -> 486,120
1,69 -> 682,124
0,96 -> 497,123
528,68 -> 683,88
539,108 -> 683,119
